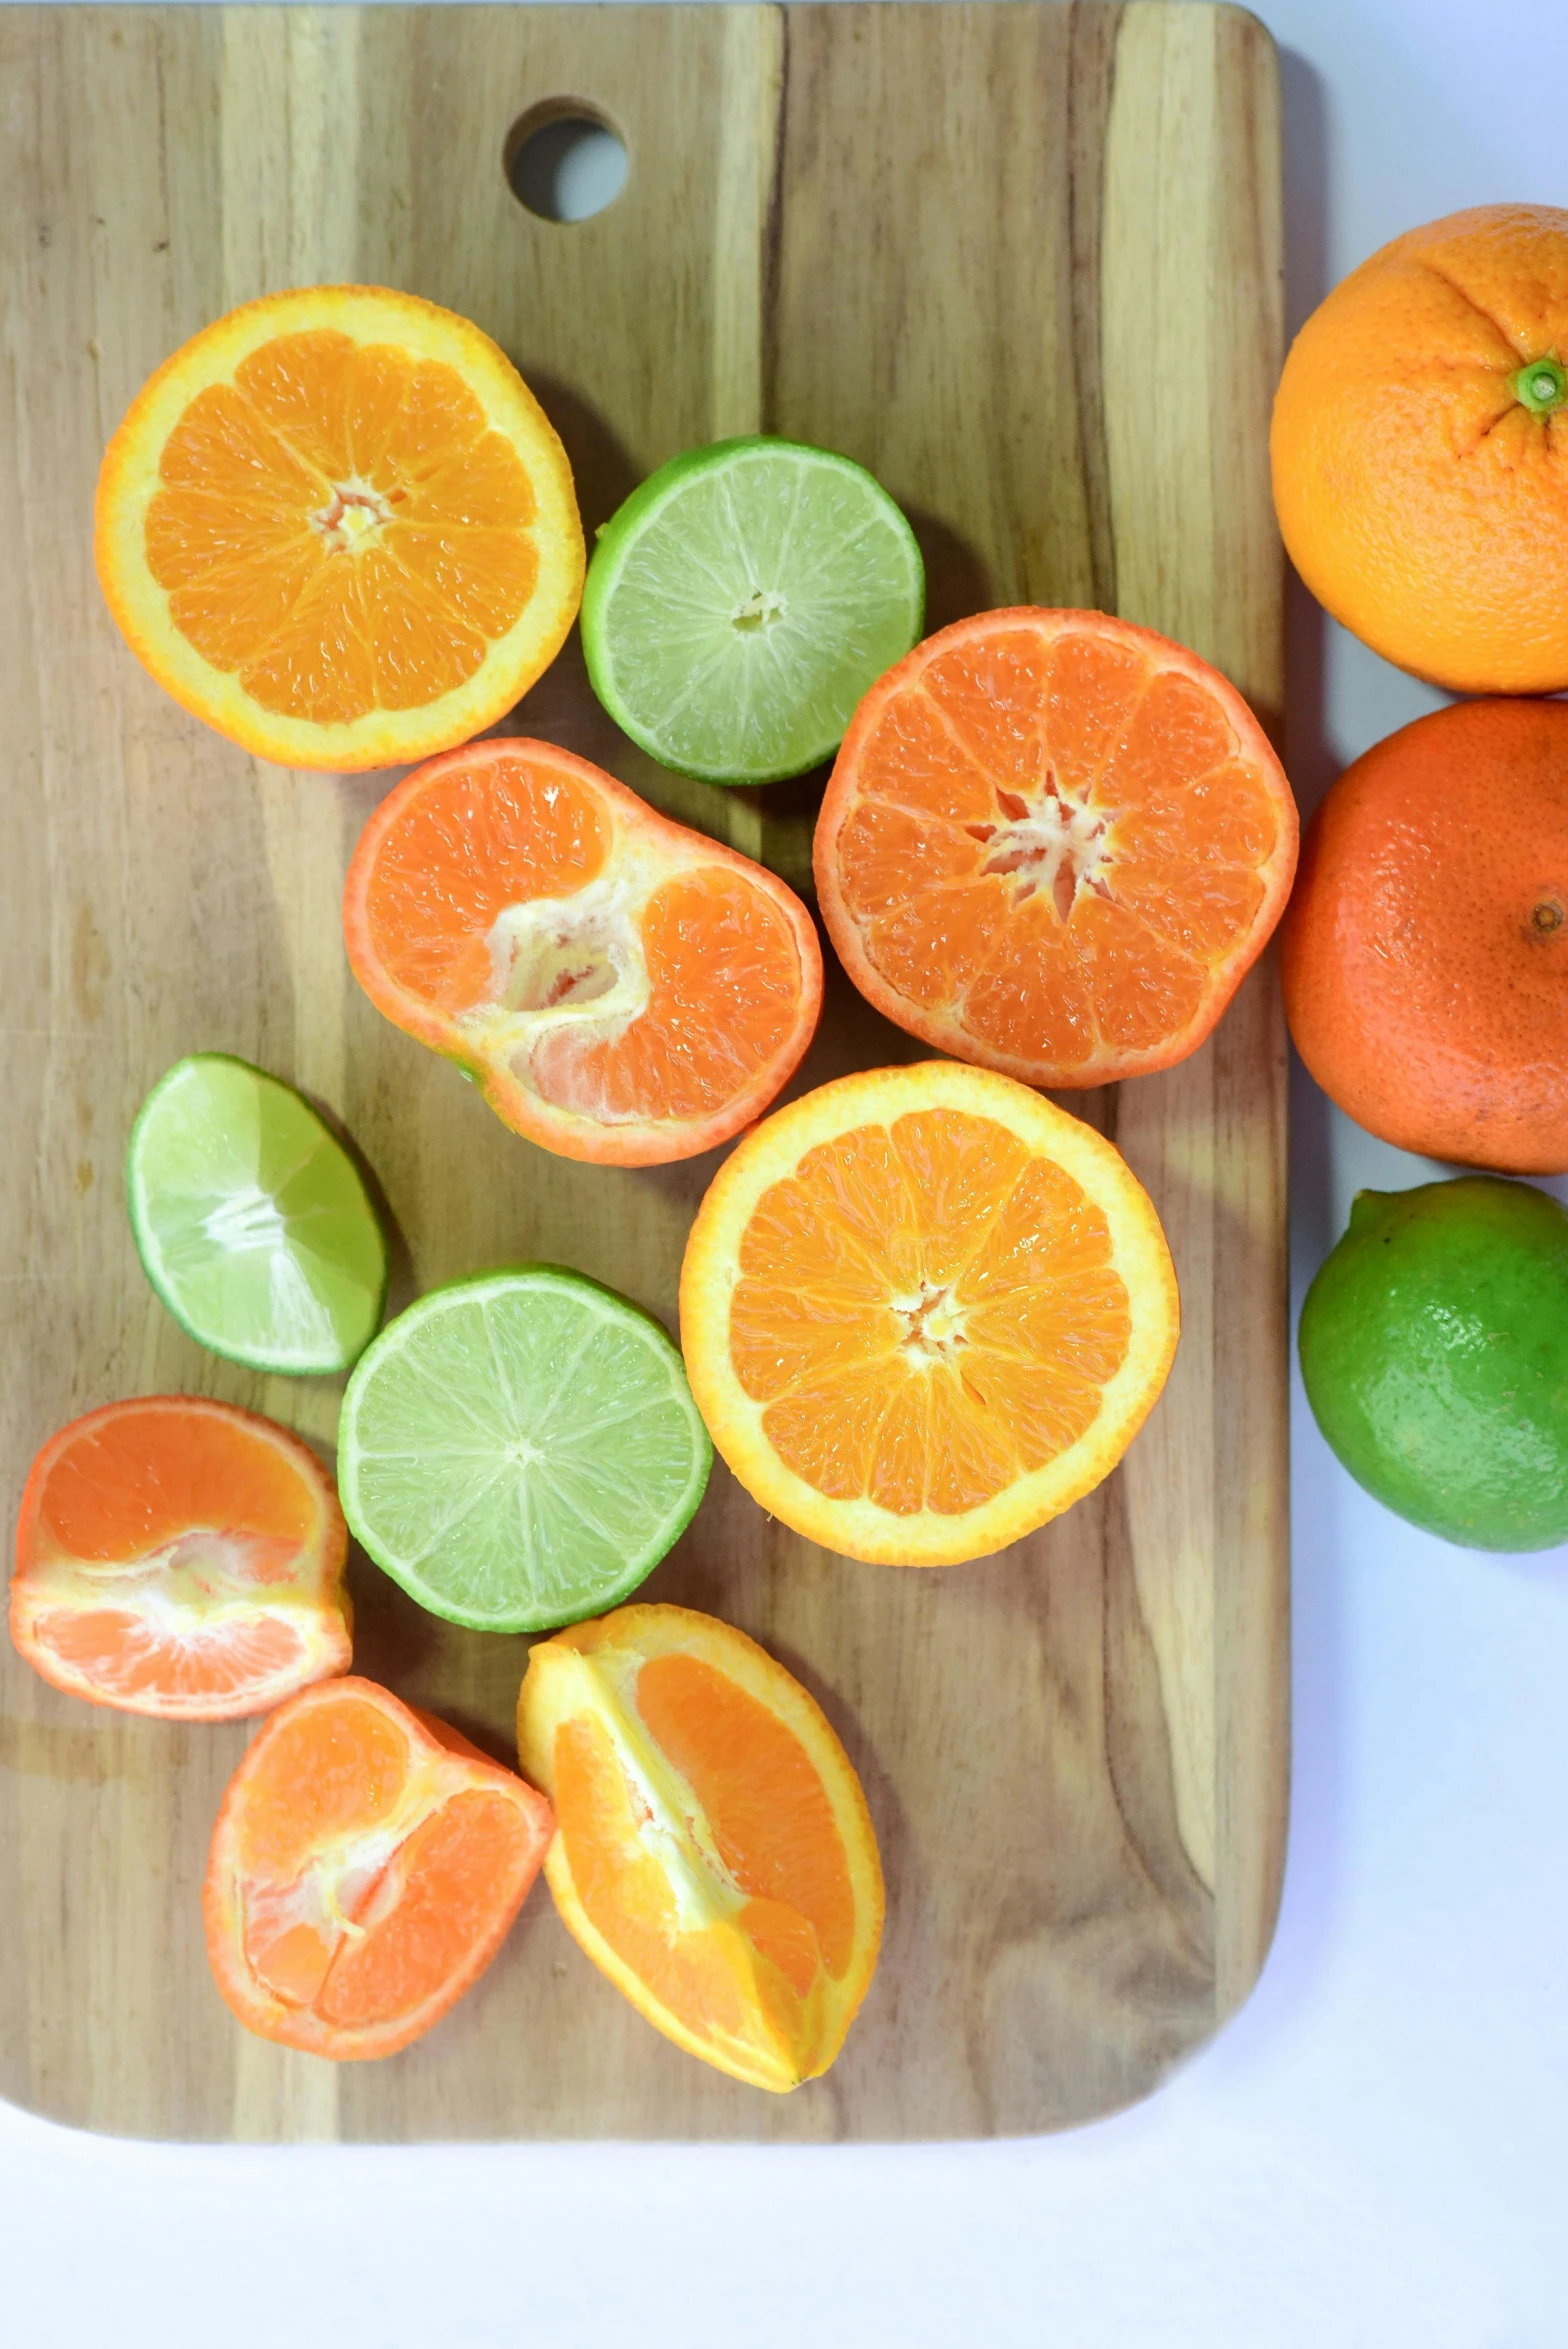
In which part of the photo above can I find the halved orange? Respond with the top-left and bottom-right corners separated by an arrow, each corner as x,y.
205,1675 -> 553,2060
343,738 -> 823,1166
679,1062 -> 1178,1564
95,286 -> 583,770
815,608 -> 1297,1086
517,1604 -> 883,2092
9,1396 -> 351,1720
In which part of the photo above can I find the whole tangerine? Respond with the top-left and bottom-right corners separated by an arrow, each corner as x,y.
1280,698 -> 1568,1174
1271,204 -> 1568,694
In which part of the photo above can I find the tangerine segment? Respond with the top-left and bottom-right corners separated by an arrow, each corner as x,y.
205,1676 -> 553,2061
9,1397 -> 352,1722
343,740 -> 823,1167
680,1063 -> 1178,1565
516,1604 -> 884,2093
815,609 -> 1296,1086
96,287 -> 583,770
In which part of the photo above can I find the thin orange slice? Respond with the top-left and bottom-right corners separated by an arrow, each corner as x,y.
205,1676 -> 553,2060
9,1396 -> 351,1720
679,1062 -> 1178,1564
343,738 -> 823,1165
815,608 -> 1297,1085
516,1605 -> 883,2093
95,286 -> 583,770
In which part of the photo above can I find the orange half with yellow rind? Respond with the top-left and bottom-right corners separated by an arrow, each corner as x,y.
679,1062 -> 1179,1565
517,1604 -> 884,2093
95,285 -> 583,770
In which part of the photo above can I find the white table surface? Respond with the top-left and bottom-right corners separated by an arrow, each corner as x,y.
5,2 -> 1567,2341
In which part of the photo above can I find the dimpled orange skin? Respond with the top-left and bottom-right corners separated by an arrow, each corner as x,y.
1280,699 -> 1568,1174
1271,204 -> 1568,694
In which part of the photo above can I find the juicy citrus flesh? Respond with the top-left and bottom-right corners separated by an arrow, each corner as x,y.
336,1269 -> 712,1635
680,1064 -> 1179,1565
815,609 -> 1296,1086
343,739 -> 822,1165
1281,698 -> 1568,1174
95,287 -> 584,769
9,1398 -> 351,1720
127,1054 -> 389,1374
516,1605 -> 884,2092
204,1676 -> 553,2059
1271,203 -> 1568,696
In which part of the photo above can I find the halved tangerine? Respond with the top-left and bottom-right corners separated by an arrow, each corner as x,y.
343,739 -> 823,1166
205,1675 -> 553,2060
9,1396 -> 351,1720
95,286 -> 584,770
516,1604 -> 883,2092
679,1062 -> 1179,1565
815,608 -> 1297,1086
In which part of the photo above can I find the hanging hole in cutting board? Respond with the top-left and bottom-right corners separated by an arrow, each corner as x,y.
505,102 -> 628,223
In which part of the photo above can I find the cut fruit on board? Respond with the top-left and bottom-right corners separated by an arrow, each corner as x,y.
580,436 -> 925,785
9,1397 -> 350,1720
516,1604 -> 883,2093
94,285 -> 584,769
204,1676 -> 553,2060
127,1054 -> 388,1376
680,1061 -> 1179,1566
342,739 -> 822,1167
814,608 -> 1296,1087
337,1267 -> 712,1634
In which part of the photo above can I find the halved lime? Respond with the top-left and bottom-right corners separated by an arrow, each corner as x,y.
127,1054 -> 388,1375
337,1267 -> 711,1633
580,436 -> 925,786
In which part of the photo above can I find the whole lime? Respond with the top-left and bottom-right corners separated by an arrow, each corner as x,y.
1299,1176 -> 1568,1551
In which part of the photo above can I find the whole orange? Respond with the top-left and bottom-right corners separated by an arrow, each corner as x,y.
1280,698 -> 1568,1174
1271,204 -> 1568,694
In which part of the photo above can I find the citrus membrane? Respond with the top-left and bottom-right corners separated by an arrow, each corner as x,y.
337,1268 -> 712,1633
127,1054 -> 388,1375
580,436 -> 925,785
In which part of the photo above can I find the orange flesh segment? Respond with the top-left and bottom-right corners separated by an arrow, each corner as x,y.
360,751 -> 807,1130
145,330 -> 540,723
36,1409 -> 316,1559
634,1652 -> 856,1984
836,625 -> 1282,1074
230,1690 -> 539,2033
728,1107 -> 1131,1513
32,1607 -> 306,1702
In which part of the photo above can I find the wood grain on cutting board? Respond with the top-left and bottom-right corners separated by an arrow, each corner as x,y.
0,2 -> 1287,2141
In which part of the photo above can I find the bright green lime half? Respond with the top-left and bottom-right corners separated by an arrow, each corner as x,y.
127,1053 -> 388,1376
580,435 -> 926,785
336,1267 -> 712,1633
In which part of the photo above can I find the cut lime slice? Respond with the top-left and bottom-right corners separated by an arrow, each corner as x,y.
337,1268 -> 712,1633
127,1054 -> 388,1375
580,436 -> 925,786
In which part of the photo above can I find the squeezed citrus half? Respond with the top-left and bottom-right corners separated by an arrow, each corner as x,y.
517,1604 -> 884,2092
10,1396 -> 351,1719
679,1063 -> 1179,1564
343,739 -> 822,1165
96,286 -> 583,769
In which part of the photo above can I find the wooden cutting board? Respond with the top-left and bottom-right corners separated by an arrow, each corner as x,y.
0,1 -> 1287,2142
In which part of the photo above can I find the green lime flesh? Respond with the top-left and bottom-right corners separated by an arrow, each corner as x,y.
127,1054 -> 388,1376
336,1267 -> 712,1633
580,436 -> 926,786
1299,1176 -> 1568,1552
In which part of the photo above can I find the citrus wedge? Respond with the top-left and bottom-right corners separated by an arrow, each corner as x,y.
815,608 -> 1297,1085
342,739 -> 822,1165
10,1397 -> 350,1720
127,1054 -> 388,1375
516,1604 -> 883,2092
679,1062 -> 1179,1565
205,1675 -> 553,2059
96,286 -> 583,770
